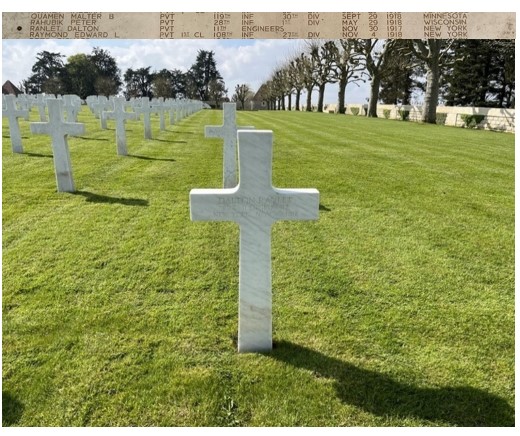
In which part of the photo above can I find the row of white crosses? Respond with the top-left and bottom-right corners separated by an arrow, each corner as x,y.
3,94 -> 82,157
86,95 -> 203,141
5,93 -> 203,159
5,95 -> 318,354
24,93 -> 82,122
191,103 -> 320,353
4,93 -> 204,191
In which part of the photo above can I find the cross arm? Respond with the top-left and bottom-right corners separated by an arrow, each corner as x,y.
30,122 -> 50,135
272,188 -> 320,221
205,125 -> 224,138
124,112 -> 138,121
32,121 -> 85,137
2,108 -> 29,119
66,123 -> 86,137
106,111 -> 137,121
190,188 -> 239,222
135,106 -> 153,115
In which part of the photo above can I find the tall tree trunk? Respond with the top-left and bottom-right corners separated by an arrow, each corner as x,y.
337,78 -> 347,114
306,86 -> 313,111
281,95 -> 286,110
403,73 -> 412,105
422,62 -> 440,123
478,57 -> 491,106
317,83 -> 326,112
295,90 -> 301,111
498,76 -> 506,107
287,93 -> 292,111
505,84 -> 513,108
368,74 -> 381,117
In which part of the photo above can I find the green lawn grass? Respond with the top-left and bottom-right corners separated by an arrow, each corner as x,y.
2,108 -> 514,426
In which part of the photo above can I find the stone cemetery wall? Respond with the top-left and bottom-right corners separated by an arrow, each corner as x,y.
344,104 -> 515,133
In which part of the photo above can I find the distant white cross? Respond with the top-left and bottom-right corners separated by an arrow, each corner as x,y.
103,97 -> 137,156
190,130 -> 319,352
63,95 -> 80,123
30,98 -> 85,192
90,96 -> 105,119
91,96 -> 112,129
205,103 -> 255,189
167,99 -> 177,125
100,100 -> 113,130
32,94 -> 47,121
17,94 -> 31,112
152,98 -> 168,131
86,95 -> 98,112
136,97 -> 158,139
176,103 -> 184,121
3,94 -> 29,153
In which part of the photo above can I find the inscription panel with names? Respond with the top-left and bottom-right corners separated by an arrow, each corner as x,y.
3,12 -> 515,39
212,196 -> 296,220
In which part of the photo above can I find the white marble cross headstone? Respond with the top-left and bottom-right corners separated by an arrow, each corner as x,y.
63,95 -> 79,122
190,130 -> 319,353
136,97 -> 157,139
103,97 -> 137,156
91,96 -> 111,128
205,103 -> 255,189
100,100 -> 113,130
152,98 -> 167,131
86,95 -> 98,112
30,98 -> 85,192
179,102 -> 187,121
167,99 -> 176,124
32,94 -> 47,121
3,94 -> 29,153
90,96 -> 104,119
17,94 -> 31,113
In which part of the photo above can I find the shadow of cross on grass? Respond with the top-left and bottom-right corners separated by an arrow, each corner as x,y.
2,391 -> 24,426
74,191 -> 148,207
269,341 -> 514,426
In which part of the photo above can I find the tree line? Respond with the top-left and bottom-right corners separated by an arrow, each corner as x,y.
21,48 -> 228,107
19,39 -> 514,122
257,39 -> 514,123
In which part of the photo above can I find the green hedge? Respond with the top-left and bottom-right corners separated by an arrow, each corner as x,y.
398,109 -> 410,121
436,113 -> 448,125
460,114 -> 485,128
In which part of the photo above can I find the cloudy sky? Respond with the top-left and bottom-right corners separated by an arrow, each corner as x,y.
1,37 -> 369,105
